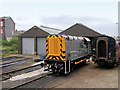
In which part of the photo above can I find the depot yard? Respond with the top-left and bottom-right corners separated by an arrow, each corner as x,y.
53,61 -> 118,88
1,55 -> 118,89
1,25 -> 119,89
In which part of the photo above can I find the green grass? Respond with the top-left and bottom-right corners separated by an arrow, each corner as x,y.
1,46 -> 12,50
1,46 -> 18,56
1,37 -> 18,56
5,50 -> 18,54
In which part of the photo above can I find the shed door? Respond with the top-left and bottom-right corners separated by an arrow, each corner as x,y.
37,38 -> 45,55
22,38 -> 34,54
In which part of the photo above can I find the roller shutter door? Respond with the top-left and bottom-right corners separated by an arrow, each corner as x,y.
22,38 -> 34,54
37,38 -> 45,55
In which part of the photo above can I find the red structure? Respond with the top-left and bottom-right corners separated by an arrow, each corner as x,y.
0,19 -> 5,33
0,16 -> 15,39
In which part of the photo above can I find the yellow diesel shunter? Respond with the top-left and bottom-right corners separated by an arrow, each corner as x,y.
44,34 -> 91,74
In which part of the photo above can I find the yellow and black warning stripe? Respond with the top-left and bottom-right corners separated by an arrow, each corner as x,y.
47,34 -> 61,38
59,38 -> 66,60
45,38 -> 49,57
45,34 -> 66,60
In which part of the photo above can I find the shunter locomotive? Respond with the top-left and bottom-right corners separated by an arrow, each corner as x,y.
43,34 -> 91,74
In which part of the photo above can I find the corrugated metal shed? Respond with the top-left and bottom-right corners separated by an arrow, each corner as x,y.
40,25 -> 63,34
59,23 -> 101,37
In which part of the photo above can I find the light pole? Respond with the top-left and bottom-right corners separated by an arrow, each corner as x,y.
116,22 -> 118,37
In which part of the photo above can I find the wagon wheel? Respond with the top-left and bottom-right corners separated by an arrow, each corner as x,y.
107,63 -> 113,67
114,60 -> 119,67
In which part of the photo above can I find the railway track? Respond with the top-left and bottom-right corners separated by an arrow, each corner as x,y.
38,74 -> 65,88
3,63 -> 89,89
38,65 -> 89,88
13,63 -> 89,89
2,58 -> 26,65
8,72 -> 71,89
1,58 -> 32,68
8,72 -> 52,90
1,62 -> 43,81
1,56 -> 23,62
0,56 -> 30,68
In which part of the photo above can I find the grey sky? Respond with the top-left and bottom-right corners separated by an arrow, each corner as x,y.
0,0 -> 118,36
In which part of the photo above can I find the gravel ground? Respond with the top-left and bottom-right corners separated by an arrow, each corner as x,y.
52,61 -> 118,88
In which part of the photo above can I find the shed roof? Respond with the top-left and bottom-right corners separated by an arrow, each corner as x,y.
59,23 -> 101,37
20,26 -> 49,37
40,25 -> 63,34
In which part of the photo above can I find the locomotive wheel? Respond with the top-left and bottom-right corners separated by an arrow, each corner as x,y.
98,62 -> 102,67
71,63 -> 75,71
83,60 -> 86,64
98,61 -> 105,67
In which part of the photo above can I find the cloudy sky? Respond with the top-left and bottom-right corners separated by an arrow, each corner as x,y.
0,0 -> 119,36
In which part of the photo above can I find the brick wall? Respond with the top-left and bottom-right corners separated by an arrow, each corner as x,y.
5,18 -> 15,37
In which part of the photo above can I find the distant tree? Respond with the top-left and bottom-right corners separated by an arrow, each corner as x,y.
9,37 -> 18,46
2,39 -> 10,46
2,37 -> 18,51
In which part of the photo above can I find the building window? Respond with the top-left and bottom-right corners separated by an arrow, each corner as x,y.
0,22 -> 3,27
1,29 -> 3,33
